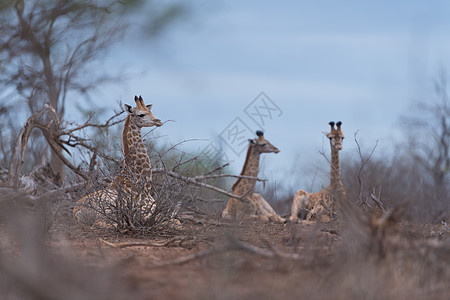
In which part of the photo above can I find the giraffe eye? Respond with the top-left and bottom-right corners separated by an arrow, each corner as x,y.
260,143 -> 267,146
138,114 -> 145,118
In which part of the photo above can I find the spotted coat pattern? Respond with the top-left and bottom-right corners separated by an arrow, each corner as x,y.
222,131 -> 286,223
290,121 -> 346,223
73,96 -> 162,227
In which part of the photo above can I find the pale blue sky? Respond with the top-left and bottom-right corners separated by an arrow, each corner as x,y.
82,0 -> 450,191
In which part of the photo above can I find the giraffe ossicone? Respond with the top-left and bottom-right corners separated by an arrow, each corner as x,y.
290,121 -> 346,223
73,95 -> 163,228
222,131 -> 286,223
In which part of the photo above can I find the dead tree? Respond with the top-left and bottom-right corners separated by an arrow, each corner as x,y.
0,0 -> 188,184
7,103 -> 125,189
402,69 -> 450,222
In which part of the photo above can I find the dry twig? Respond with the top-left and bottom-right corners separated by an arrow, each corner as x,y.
179,214 -> 245,227
354,131 -> 379,207
150,238 -> 302,267
98,237 -> 191,248
152,168 -> 253,202
370,193 -> 387,214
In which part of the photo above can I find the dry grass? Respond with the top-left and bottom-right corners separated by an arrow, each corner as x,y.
0,184 -> 449,299
0,127 -> 449,300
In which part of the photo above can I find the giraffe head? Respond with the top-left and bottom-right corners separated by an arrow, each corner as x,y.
124,95 -> 163,127
324,121 -> 344,150
249,130 -> 280,154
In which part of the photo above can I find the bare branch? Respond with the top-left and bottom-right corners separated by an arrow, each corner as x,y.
98,237 -> 192,248
354,130 -> 379,206
152,168 -> 253,201
7,104 -> 53,187
318,149 -> 331,165
41,130 -> 88,180
204,162 -> 230,175
150,238 -> 302,268
59,110 -> 125,136
370,194 -> 387,214
192,173 -> 267,183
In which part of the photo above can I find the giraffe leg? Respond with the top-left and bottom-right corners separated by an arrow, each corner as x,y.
73,193 -> 100,228
73,189 -> 117,228
290,190 -> 309,223
140,195 -> 157,220
235,200 -> 256,221
252,193 -> 286,223
241,196 -> 269,223
244,214 -> 271,223
222,197 -> 240,221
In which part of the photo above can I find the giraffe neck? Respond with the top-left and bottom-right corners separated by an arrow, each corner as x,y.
122,116 -> 152,183
231,145 -> 260,194
329,145 -> 344,195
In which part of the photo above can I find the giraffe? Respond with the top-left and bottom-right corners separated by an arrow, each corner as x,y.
290,121 -> 346,223
222,131 -> 286,223
73,95 -> 163,227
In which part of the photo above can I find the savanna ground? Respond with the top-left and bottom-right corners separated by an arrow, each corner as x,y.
0,1 -> 449,299
1,191 -> 449,300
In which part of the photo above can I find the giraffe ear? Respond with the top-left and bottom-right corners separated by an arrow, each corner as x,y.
248,139 -> 256,145
323,131 -> 330,137
124,104 -> 133,114
146,104 -> 153,110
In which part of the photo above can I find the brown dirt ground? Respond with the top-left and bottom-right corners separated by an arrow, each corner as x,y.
58,219 -> 340,300
1,205 -> 449,300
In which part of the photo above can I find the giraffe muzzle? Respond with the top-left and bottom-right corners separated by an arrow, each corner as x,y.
154,119 -> 163,127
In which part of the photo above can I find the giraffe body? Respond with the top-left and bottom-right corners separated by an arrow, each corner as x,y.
73,96 -> 163,228
290,121 -> 346,223
222,131 -> 286,224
